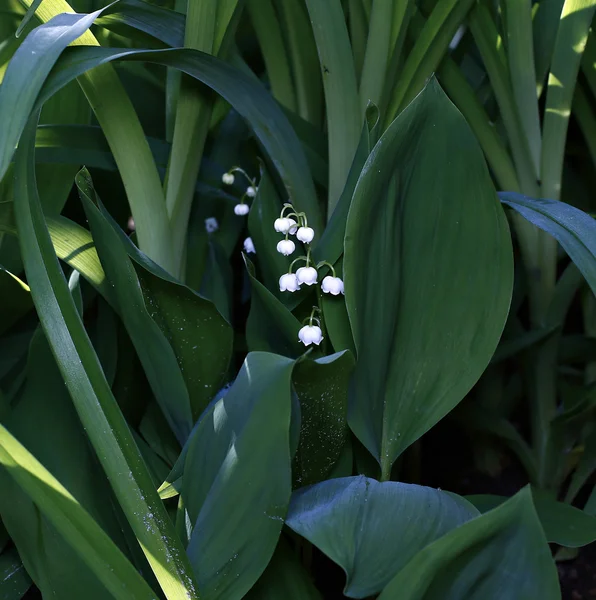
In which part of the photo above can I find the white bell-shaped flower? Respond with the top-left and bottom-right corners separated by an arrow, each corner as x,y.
279,273 -> 300,292
296,226 -> 315,244
246,186 -> 257,198
243,237 -> 256,254
274,217 -> 298,234
321,275 -> 344,295
296,266 -> 317,285
277,239 -> 296,256
205,217 -> 219,233
222,172 -> 234,185
234,203 -> 250,216
299,325 -> 323,346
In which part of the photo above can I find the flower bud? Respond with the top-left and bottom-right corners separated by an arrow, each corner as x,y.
298,325 -> 323,346
243,237 -> 255,254
205,217 -> 219,233
279,273 -> 300,292
222,172 -> 234,185
277,239 -> 296,256
246,186 -> 257,198
321,275 -> 344,295
296,227 -> 315,243
234,203 -> 250,216
296,266 -> 317,285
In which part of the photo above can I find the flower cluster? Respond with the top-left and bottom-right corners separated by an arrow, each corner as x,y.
275,204 -> 344,297
221,167 -> 258,216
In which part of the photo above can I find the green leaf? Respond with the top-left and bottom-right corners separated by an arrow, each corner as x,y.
533,0 -> 566,93
293,351 -> 355,487
37,44 -> 321,234
304,0 -> 361,214
0,329 -> 136,591
0,423 -> 157,600
286,476 -> 479,598
503,0 -> 542,177
541,0 -> 596,201
0,10 -> 102,181
182,352 -> 295,600
78,168 -> 233,425
274,0 -> 323,126
345,80 -> 513,478
378,487 -> 560,600
8,0 -> 174,271
247,0 -> 297,111
76,170 -> 194,443
244,255 -> 304,358
468,488 -> 596,548
500,192 -> 596,296
245,539 -> 322,600
13,115 -> 197,598
247,169 -> 295,301
95,0 -> 184,48
385,0 -> 475,124
0,547 -> 31,599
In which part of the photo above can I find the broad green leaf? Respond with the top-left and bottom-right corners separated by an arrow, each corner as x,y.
378,488 -> 560,600
304,0 -> 361,214
35,45 -> 321,233
0,424 -> 157,600
293,351 -> 355,487
77,171 -> 194,443
244,256 -> 304,358
13,116 -> 197,598
285,476 -> 478,598
0,547 -> 31,599
245,539 -> 322,599
468,489 -> 596,548
182,352 -> 295,600
541,0 -> 596,201
345,80 -> 513,478
500,192 -> 596,297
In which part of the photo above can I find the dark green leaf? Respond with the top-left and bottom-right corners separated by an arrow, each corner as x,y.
0,547 -> 31,599
468,488 -> 596,548
286,476 -> 479,598
244,255 -> 304,358
345,80 -> 513,477
379,487 -> 560,599
500,192 -> 596,296
293,351 -> 355,487
182,352 -> 295,600
245,539 -> 322,599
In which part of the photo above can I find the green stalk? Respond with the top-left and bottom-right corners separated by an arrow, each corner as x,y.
359,0 -> 392,112
21,0 -> 175,273
165,0 -> 216,280
348,0 -> 369,82
275,0 -> 323,126
247,0 -> 296,111
437,57 -> 520,192
504,0 -> 542,179
304,0 -> 361,215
